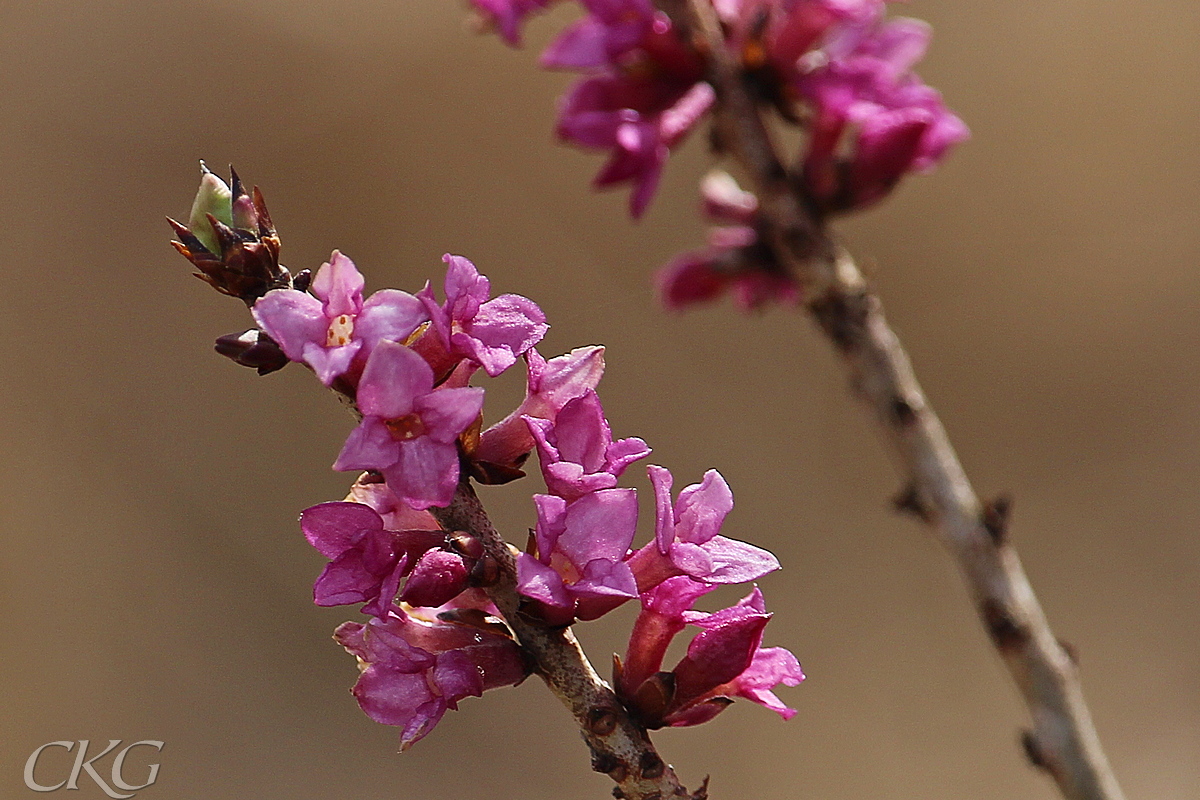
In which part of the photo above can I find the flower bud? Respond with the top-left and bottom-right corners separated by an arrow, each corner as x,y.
187,162 -> 234,254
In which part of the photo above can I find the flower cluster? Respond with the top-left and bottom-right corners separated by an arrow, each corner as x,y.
513,376 -> 798,726
172,168 -> 801,749
469,0 -> 967,308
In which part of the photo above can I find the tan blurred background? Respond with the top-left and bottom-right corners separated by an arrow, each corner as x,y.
1,0 -> 1197,798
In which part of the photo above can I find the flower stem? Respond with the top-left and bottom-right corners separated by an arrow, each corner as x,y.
677,2 -> 1127,799
432,482 -> 704,800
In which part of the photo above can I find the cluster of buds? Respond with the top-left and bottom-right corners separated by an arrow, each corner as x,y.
172,168 -> 801,751
469,0 -> 967,308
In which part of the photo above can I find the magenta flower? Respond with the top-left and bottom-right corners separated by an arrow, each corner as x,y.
526,390 -> 650,502
618,577 -> 803,728
333,340 -> 485,509
474,345 -> 607,473
540,0 -> 659,71
656,172 -> 800,311
627,465 -> 780,589
797,16 -> 969,211
252,251 -> 427,386
557,74 -> 715,218
516,488 -> 640,624
416,254 -> 547,378
717,0 -> 882,80
469,0 -> 557,45
300,501 -> 453,618
335,606 -> 529,750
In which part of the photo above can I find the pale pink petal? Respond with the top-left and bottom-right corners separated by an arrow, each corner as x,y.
251,289 -> 327,361
310,251 -> 365,317
386,437 -> 461,510
355,289 -> 428,351
456,294 -> 548,377
416,387 -> 486,444
300,501 -> 383,559
301,339 -> 361,386
558,488 -> 638,564
675,469 -> 734,544
516,552 -> 573,607
334,417 -> 401,473
357,341 -> 433,419
648,464 -> 675,553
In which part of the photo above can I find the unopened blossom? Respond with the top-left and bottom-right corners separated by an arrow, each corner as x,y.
187,164 -> 234,255
526,390 -> 650,502
333,340 -> 485,509
797,16 -> 968,212
618,577 -> 803,728
213,328 -> 289,375
473,345 -> 606,475
627,465 -> 780,589
416,254 -> 547,378
300,501 -> 453,618
252,251 -> 427,386
516,488 -> 640,624
335,605 -> 528,750
169,165 -> 292,305
656,172 -> 800,310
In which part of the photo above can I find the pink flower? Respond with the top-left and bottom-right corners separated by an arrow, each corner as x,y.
718,0 -> 882,80
618,577 -> 803,728
474,345 -> 607,473
540,0 -> 659,71
417,254 -> 548,378
335,605 -> 529,750
252,251 -> 427,385
300,501 -> 455,618
469,0 -> 557,45
557,75 -> 714,218
546,0 -> 712,218
333,341 -> 485,509
627,465 -> 780,589
526,390 -> 650,502
797,16 -> 969,211
516,489 -> 640,624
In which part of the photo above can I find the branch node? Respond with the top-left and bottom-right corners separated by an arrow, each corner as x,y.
982,598 -> 1030,651
588,707 -> 621,737
889,396 -> 919,426
639,750 -> 667,780
591,749 -> 622,776
808,287 -> 869,352
982,494 -> 1014,545
1021,729 -> 1052,772
891,483 -> 932,523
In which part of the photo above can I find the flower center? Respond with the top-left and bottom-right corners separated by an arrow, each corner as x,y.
385,414 -> 427,441
326,314 -> 355,347
549,552 -> 582,585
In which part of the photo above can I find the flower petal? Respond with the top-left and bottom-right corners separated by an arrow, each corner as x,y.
300,501 -> 384,559
333,416 -> 401,473
251,289 -> 327,361
357,341 -> 434,419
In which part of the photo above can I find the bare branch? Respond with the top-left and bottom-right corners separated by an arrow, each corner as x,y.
432,482 -> 703,800
680,2 -> 1127,799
